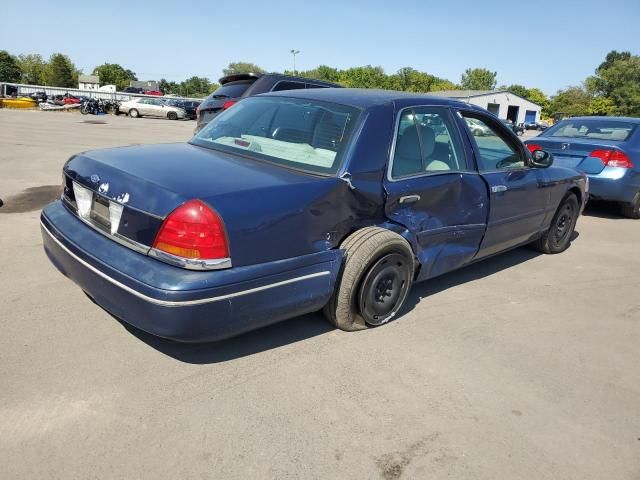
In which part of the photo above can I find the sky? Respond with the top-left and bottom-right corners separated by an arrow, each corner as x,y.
2,0 -> 639,95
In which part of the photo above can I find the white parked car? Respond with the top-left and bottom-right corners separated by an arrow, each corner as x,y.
118,97 -> 186,120
466,117 -> 491,136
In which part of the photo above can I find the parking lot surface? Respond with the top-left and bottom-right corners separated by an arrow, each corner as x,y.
1,109 -> 639,480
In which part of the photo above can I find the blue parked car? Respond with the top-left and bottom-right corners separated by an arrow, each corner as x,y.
41,89 -> 587,342
525,116 -> 640,218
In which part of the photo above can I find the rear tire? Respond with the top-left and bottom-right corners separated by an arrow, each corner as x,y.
531,193 -> 579,254
621,193 -> 640,219
167,111 -> 178,120
323,227 -> 415,331
129,108 -> 139,118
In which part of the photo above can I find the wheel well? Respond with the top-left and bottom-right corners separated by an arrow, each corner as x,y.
568,186 -> 582,205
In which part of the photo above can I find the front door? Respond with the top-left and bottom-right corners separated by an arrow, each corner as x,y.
458,111 -> 549,258
383,106 -> 489,281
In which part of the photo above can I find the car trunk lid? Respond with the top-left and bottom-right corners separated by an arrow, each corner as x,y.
62,143 -> 335,264
527,137 -> 623,174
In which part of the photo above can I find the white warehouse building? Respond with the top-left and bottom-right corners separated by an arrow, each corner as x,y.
430,90 -> 542,125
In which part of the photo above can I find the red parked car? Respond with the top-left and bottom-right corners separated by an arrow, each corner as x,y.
144,90 -> 164,96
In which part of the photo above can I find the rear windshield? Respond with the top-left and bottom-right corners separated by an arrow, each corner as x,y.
544,119 -> 636,141
209,81 -> 253,99
190,96 -> 361,175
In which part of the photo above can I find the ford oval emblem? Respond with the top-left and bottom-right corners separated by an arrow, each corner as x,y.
90,174 -> 100,183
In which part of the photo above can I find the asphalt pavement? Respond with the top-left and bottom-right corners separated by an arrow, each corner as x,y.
1,109 -> 639,480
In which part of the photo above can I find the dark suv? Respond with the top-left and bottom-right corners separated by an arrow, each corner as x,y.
194,73 -> 342,133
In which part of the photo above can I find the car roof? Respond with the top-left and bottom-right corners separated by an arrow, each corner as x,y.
259,87 -> 484,111
560,116 -> 640,124
219,72 -> 341,88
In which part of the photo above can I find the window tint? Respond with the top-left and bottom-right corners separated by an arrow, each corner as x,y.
210,81 -> 253,99
306,83 -> 330,89
391,108 -> 464,178
192,96 -> 360,175
545,119 -> 635,141
463,115 -> 524,170
272,81 -> 306,92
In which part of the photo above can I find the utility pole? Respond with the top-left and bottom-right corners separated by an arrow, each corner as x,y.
290,50 -> 300,75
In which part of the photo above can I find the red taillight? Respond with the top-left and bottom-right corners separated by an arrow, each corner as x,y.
222,100 -> 237,110
526,143 -> 543,153
153,199 -> 229,260
590,149 -> 634,169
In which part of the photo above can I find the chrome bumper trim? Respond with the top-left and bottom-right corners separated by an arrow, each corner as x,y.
148,247 -> 232,270
41,221 -> 330,307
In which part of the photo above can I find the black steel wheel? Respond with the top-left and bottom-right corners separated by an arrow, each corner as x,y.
323,227 -> 415,331
167,111 -> 178,120
358,253 -> 412,326
531,193 -> 579,254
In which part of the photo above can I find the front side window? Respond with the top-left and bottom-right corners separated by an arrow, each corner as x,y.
191,96 -> 360,175
462,115 -> 524,170
391,107 -> 464,178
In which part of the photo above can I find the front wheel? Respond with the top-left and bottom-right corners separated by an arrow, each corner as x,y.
323,227 -> 415,331
531,193 -> 579,254
129,108 -> 139,118
167,111 -> 178,120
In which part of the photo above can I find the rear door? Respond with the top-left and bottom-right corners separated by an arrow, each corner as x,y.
383,106 -> 489,281
458,111 -> 550,258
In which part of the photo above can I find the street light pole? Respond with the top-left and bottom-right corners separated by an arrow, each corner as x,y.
290,49 -> 300,75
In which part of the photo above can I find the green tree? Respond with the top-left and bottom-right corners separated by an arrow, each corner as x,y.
44,53 -> 78,88
597,50 -> 631,73
0,50 -> 22,83
460,67 -> 497,90
17,54 -> 46,85
588,96 -> 616,115
388,67 -> 438,92
159,78 -> 171,94
429,79 -> 458,92
222,62 -> 265,76
293,65 -> 341,83
506,84 -> 529,98
92,63 -> 137,90
594,55 -> 640,116
526,88 -> 550,116
179,76 -> 212,97
549,86 -> 591,117
338,65 -> 388,89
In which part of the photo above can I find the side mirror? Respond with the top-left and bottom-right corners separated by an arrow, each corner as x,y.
531,150 -> 554,168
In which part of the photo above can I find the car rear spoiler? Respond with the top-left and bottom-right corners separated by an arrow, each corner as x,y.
218,73 -> 263,84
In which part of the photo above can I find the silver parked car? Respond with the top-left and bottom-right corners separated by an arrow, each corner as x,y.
118,97 -> 186,120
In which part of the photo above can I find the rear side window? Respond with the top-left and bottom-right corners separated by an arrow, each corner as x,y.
191,96 -> 360,175
391,107 -> 464,179
545,119 -> 635,141
272,81 -> 306,92
210,81 -> 253,98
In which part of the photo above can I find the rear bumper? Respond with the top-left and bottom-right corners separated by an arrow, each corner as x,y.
41,201 -> 342,342
587,167 -> 639,203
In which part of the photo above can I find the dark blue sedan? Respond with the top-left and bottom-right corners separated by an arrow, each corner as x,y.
41,89 -> 587,342
525,116 -> 640,218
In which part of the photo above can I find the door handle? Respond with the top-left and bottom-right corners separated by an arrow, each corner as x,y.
491,185 -> 508,193
399,194 -> 421,205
